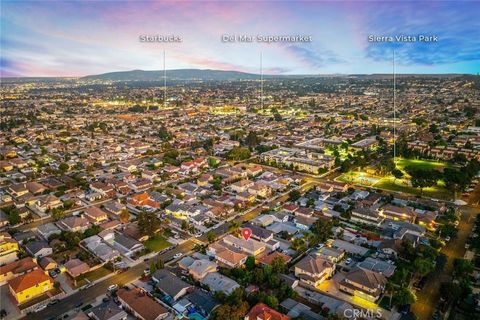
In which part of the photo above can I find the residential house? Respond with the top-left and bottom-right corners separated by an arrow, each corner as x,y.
8,269 -> 54,304
379,204 -> 416,223
34,195 -> 63,212
351,207 -> 384,226
58,216 -> 91,233
37,222 -> 62,240
104,201 -> 126,216
152,269 -> 194,301
83,206 -> 109,224
258,251 -> 292,266
64,258 -> 90,278
222,234 -> 266,257
185,289 -> 220,318
83,235 -> 119,262
187,259 -> 217,280
0,232 -> 19,264
25,182 -> 47,195
117,288 -> 169,320
230,180 -> 254,193
88,300 -> 128,320
315,247 -> 346,263
207,242 -> 248,268
338,268 -> 387,302
0,257 -> 38,285
294,255 -> 335,287
200,272 -> 240,295
113,233 -> 144,257
38,257 -> 57,271
25,241 -> 53,258
245,302 -> 290,320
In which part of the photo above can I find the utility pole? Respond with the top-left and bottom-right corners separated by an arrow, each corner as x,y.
163,50 -> 166,108
260,52 -> 264,109
393,50 -> 396,165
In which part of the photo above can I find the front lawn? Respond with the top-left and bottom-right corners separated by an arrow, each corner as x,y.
73,266 -> 111,288
145,235 -> 172,252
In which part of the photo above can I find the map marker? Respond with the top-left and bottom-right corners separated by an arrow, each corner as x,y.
242,228 -> 252,240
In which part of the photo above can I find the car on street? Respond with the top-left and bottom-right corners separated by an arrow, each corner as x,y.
34,305 -> 47,313
173,253 -> 183,259
107,284 -> 118,291
47,299 -> 59,306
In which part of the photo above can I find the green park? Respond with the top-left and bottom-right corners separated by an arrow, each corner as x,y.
338,158 -> 457,200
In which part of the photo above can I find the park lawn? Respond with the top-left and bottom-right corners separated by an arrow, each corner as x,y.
395,158 -> 453,172
337,170 -> 453,200
145,235 -> 171,252
374,176 -> 453,200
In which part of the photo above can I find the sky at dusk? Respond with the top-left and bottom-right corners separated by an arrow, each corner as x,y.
1,0 -> 479,77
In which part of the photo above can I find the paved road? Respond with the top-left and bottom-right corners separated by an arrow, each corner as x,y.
26,239 -> 196,320
411,206 -> 478,320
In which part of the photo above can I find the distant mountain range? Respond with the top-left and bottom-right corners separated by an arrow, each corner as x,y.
81,69 -> 264,81
1,69 -> 473,82
81,69 -> 471,81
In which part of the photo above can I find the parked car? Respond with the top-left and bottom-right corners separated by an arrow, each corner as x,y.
34,305 -> 47,313
47,299 -> 59,306
107,284 -> 118,291
345,258 -> 352,265
173,253 -> 183,259
445,236 -> 451,242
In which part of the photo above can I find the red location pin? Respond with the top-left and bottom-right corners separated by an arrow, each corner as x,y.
242,228 -> 252,241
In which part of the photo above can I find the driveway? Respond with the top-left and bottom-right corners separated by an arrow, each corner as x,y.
0,284 -> 21,320
56,273 -> 74,295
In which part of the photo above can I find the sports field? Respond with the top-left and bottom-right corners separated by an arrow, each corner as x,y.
337,158 -> 454,200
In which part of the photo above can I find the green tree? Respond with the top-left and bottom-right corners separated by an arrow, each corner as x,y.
58,162 -> 69,172
245,131 -> 261,148
137,211 -> 160,237
453,258 -> 474,278
411,258 -> 434,284
156,259 -> 164,269
271,256 -> 286,273
150,261 -> 157,274
393,287 -> 416,306
8,210 -> 21,225
51,208 -> 65,221
392,168 -> 403,182
207,231 -> 216,243
311,218 -> 333,243
245,256 -> 256,270
226,147 -> 251,161
288,190 -> 301,202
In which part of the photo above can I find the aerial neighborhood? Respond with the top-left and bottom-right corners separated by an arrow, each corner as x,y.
1,74 -> 480,320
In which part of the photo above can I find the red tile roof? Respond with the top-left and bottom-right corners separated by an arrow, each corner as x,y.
7,269 -> 53,293
246,303 -> 290,320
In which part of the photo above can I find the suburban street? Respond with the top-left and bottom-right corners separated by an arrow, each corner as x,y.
412,205 -> 478,320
